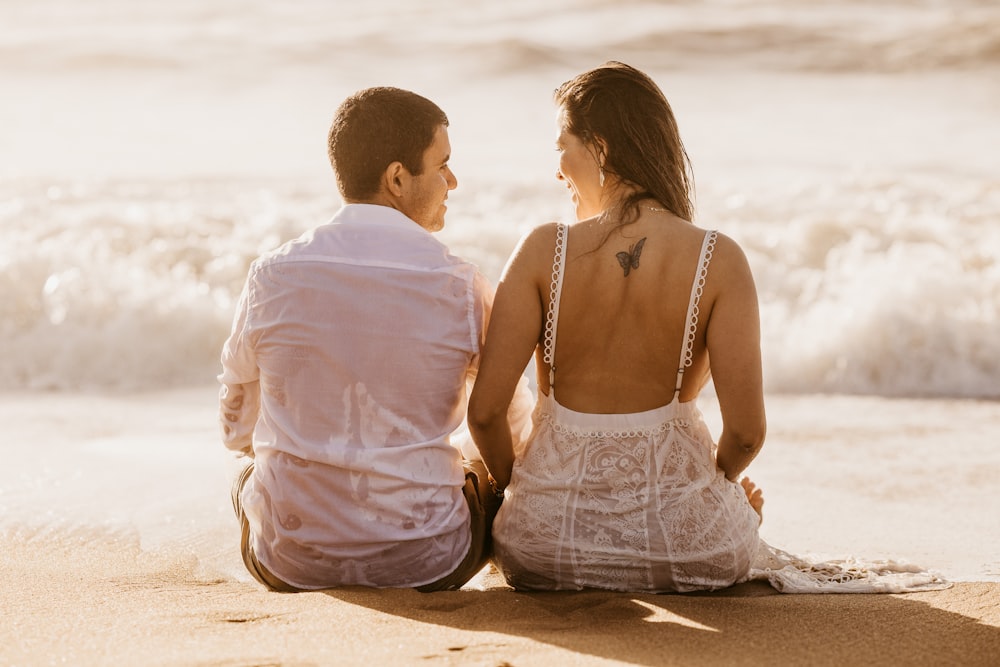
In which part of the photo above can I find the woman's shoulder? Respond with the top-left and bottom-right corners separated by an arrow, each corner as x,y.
510,221 -> 564,264
523,220 -> 565,244
681,224 -> 748,266
497,222 -> 565,285
712,229 -> 751,265
692,226 -> 755,289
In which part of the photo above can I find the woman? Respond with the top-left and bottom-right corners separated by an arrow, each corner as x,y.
468,62 -> 766,593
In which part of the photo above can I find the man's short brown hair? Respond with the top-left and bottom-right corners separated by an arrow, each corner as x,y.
328,87 -> 449,201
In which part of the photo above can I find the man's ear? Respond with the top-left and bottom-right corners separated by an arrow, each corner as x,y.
383,161 -> 407,198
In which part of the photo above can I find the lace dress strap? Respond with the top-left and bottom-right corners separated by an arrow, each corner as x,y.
542,223 -> 568,397
673,230 -> 718,400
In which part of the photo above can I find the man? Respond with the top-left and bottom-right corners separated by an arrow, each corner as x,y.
219,87 -> 531,592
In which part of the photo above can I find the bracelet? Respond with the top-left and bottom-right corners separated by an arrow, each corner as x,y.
488,476 -> 506,499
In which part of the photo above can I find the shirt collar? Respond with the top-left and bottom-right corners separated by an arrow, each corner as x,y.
331,203 -> 431,236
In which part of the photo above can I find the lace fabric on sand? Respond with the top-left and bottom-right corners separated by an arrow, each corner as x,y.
493,224 -> 951,594
750,542 -> 950,593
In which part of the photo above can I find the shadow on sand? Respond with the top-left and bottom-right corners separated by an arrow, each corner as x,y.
323,577 -> 999,666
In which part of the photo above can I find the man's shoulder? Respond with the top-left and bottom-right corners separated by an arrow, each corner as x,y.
245,204 -> 488,284
249,227 -> 319,270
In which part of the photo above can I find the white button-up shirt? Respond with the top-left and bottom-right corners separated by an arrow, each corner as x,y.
219,203 -> 531,589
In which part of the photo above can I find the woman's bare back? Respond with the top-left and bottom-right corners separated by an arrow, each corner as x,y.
536,210 -> 718,413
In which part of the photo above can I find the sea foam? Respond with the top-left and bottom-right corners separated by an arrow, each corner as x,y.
2,174 -> 997,398
2,0 -> 998,397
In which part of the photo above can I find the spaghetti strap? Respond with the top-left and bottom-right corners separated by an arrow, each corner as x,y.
542,223 -> 568,398
673,230 -> 718,400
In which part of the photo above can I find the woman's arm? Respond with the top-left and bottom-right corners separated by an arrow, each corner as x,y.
468,225 -> 553,488
704,234 -> 766,481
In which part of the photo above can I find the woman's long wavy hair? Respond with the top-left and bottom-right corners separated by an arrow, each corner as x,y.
554,61 -> 695,233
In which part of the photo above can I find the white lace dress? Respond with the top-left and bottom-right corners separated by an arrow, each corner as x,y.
492,224 -> 951,595
493,226 -> 761,593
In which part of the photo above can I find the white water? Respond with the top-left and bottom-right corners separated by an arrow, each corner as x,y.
2,0 -> 999,398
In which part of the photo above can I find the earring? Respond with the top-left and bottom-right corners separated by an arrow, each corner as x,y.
599,168 -> 605,188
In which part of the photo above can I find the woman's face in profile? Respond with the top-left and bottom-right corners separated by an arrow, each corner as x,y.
555,109 -> 603,220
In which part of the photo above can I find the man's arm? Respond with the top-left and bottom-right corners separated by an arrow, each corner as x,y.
219,380 -> 259,457
218,276 -> 260,457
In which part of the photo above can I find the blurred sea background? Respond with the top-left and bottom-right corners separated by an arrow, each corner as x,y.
2,0 -> 998,398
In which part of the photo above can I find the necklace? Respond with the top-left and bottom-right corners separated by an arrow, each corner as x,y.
598,205 -> 668,222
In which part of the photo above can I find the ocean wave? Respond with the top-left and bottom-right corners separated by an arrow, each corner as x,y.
1,174 -> 997,398
709,174 -> 1000,399
3,1 -> 999,76
0,180 -> 335,390
611,10 -> 1000,72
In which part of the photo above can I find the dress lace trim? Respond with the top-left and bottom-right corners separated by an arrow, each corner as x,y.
536,408 -> 692,438
543,223 -> 567,391
750,541 -> 951,593
674,230 -> 717,397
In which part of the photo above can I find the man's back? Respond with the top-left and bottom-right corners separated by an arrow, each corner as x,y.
220,203 -> 490,589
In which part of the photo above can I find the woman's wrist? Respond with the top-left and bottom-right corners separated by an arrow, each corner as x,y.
487,474 -> 506,498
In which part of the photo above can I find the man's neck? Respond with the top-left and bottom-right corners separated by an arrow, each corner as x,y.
342,197 -> 428,231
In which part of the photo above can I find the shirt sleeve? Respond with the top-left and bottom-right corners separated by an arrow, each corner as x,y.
218,272 -> 261,455
470,269 -> 493,357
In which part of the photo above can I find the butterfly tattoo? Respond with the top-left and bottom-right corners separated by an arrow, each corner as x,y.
616,237 -> 647,277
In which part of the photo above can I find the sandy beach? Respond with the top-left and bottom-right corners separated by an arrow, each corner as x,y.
2,388 -> 998,666
4,555 -> 999,666
3,1 -> 1000,664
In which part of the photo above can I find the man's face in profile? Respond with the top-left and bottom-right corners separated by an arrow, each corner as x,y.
401,124 -> 458,232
